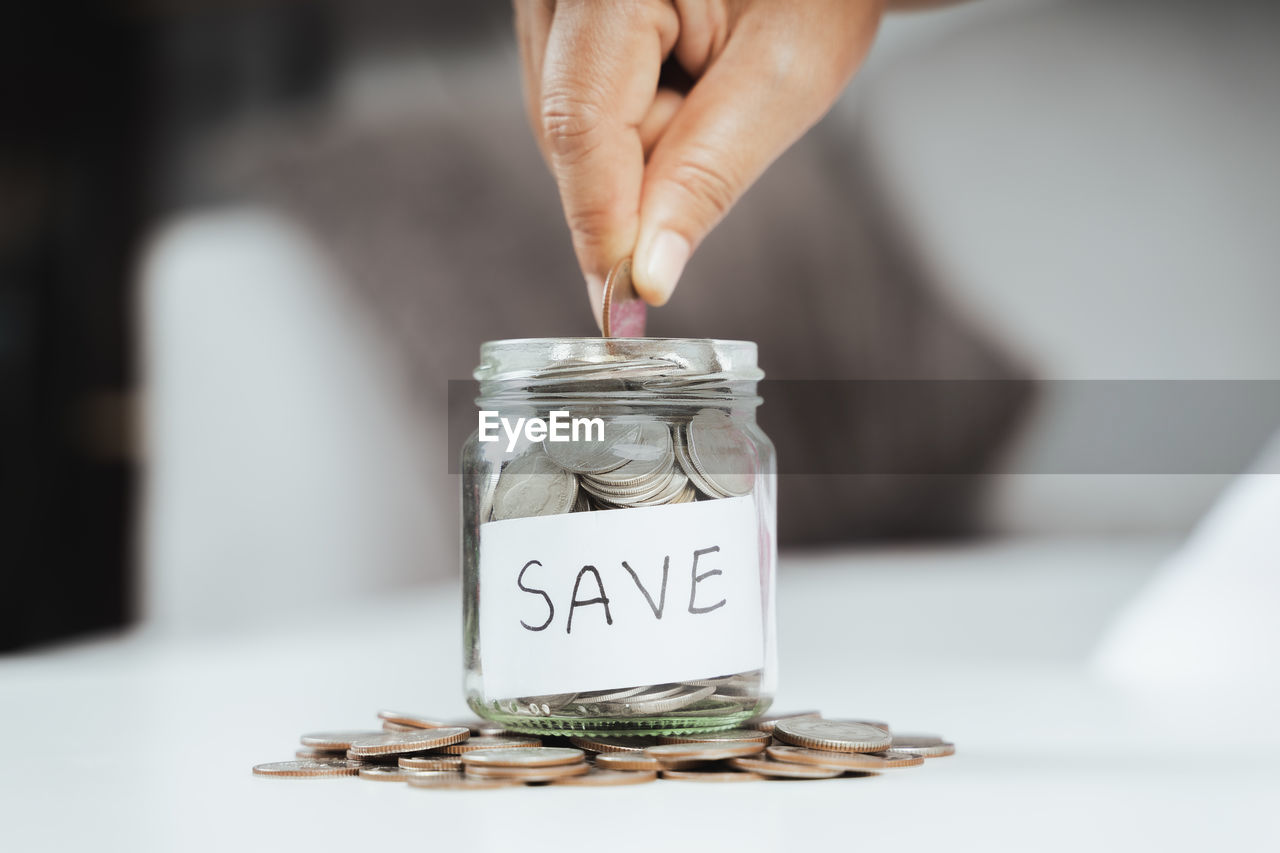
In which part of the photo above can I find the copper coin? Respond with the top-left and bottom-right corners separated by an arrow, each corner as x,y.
400,754 -> 464,771
766,745 -> 922,771
295,746 -> 344,759
742,711 -> 822,734
594,752 -> 662,772
772,718 -> 892,753
252,759 -> 361,778
601,256 -> 646,338
406,774 -> 521,790
461,747 -> 585,768
465,762 -> 589,781
568,736 -> 655,754
660,769 -> 765,782
439,735 -> 541,754
551,768 -> 658,787
890,734 -> 956,758
347,727 -> 469,757
358,765 -> 454,782
727,756 -> 843,779
645,742 -> 764,763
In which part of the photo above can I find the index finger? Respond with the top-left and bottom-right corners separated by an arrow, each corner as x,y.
539,0 -> 677,324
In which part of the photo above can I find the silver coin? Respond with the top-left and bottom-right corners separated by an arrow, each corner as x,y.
685,409 -> 755,497
465,761 -> 590,781
347,727 -> 470,757
377,710 -> 454,729
543,420 -> 641,475
600,685 -> 715,715
299,730 -> 385,750
646,741 -> 765,763
582,422 -> 673,487
491,451 -> 578,520
567,736 -> 655,753
743,711 -> 821,734
593,752 -> 662,771
252,758 -> 362,778
551,768 -> 658,786
889,734 -> 955,758
766,744 -> 922,770
461,747 -> 586,768
439,735 -> 542,754
772,718 -> 893,753
727,756 -> 843,779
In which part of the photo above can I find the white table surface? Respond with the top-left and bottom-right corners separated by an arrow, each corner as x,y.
4,537 -> 1277,852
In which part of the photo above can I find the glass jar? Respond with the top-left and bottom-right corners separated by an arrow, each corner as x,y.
461,338 -> 776,736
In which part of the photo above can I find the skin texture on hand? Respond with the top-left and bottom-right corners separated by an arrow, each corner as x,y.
514,0 -> 884,327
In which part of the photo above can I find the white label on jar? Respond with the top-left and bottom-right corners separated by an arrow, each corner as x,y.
478,495 -> 765,700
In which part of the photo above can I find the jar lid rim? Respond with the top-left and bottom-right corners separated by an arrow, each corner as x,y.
475,338 -> 762,384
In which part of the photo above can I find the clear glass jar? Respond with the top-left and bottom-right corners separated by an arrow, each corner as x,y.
461,338 -> 776,736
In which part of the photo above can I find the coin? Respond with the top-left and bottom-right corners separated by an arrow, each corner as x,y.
466,762 -> 590,781
568,736 -> 654,753
726,756 -> 844,779
543,420 -> 639,475
660,769 -> 765,782
461,747 -> 586,768
602,684 -> 715,715
491,451 -> 578,520
453,719 -> 509,737
772,718 -> 893,753
766,745 -> 922,770
593,752 -> 662,772
684,409 -> 755,497
252,759 -> 361,778
601,256 -> 646,338
400,754 -> 464,771
295,746 -> 344,759
439,735 -> 541,754
358,765 -> 451,782
743,711 -> 822,734
299,730 -> 384,750
381,721 -> 418,732
406,774 -> 521,790
645,742 -> 764,763
551,768 -> 658,787
347,727 -> 470,757
574,686 -> 648,703
889,734 -> 955,758
377,710 -> 454,729
658,729 -> 770,746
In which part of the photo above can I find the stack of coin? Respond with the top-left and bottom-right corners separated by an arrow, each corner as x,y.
253,710 -> 953,788
484,407 -> 755,523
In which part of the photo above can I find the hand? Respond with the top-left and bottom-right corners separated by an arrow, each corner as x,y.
515,0 -> 883,326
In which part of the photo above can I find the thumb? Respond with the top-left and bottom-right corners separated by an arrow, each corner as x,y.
632,5 -> 878,306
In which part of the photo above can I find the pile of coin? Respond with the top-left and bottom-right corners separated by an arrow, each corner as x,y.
253,710 -> 954,789
487,407 -> 754,520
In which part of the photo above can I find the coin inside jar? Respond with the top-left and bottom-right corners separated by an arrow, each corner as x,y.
490,451 -> 578,520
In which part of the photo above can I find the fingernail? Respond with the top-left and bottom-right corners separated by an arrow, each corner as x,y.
637,229 -> 690,306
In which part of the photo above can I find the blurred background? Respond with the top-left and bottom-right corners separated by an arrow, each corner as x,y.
3,0 -> 1278,650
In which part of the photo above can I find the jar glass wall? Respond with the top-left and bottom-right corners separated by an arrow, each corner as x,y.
462,338 -> 777,736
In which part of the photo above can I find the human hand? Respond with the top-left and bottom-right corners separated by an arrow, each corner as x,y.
514,0 -> 883,326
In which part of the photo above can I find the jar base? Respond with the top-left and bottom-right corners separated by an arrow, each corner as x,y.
471,698 -> 772,737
